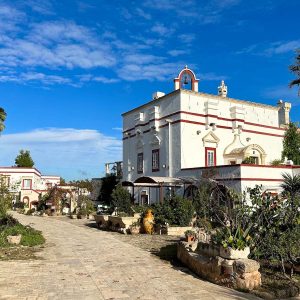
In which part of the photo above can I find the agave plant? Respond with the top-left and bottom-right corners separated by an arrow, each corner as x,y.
213,223 -> 252,250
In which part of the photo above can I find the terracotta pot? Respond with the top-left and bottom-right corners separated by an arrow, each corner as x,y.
186,235 -> 195,243
130,226 -> 140,234
143,209 -> 154,234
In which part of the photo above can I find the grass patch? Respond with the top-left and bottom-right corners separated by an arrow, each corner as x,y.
0,215 -> 45,247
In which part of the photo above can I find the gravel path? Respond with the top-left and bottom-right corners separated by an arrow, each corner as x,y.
0,213 -> 260,300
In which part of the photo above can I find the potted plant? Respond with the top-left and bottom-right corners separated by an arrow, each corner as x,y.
184,229 -> 197,243
129,221 -> 141,234
213,226 -> 251,259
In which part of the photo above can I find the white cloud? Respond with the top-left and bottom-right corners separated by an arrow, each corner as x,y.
263,85 -> 299,103
144,0 -> 239,23
0,128 -> 122,180
112,127 -> 123,131
168,50 -> 187,57
0,4 -> 25,33
0,72 -> 72,85
93,76 -> 120,84
25,0 -> 54,15
266,40 -> 300,55
178,33 -> 195,44
124,54 -> 164,64
235,44 -> 258,55
117,62 -> 180,81
135,8 -> 151,20
151,23 -> 173,36
236,40 -> 300,56
0,21 -> 116,70
199,72 -> 228,81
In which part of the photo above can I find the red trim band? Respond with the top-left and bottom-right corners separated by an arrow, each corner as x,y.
123,110 -> 285,133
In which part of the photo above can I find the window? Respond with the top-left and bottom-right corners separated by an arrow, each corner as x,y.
46,183 -> 52,189
22,179 -> 32,189
250,156 -> 259,165
152,149 -> 160,172
137,153 -> 144,174
205,148 -> 216,167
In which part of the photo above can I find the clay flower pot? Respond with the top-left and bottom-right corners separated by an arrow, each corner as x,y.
130,226 -> 140,235
186,235 -> 195,243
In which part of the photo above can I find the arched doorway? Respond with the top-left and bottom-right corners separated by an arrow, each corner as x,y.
22,196 -> 30,207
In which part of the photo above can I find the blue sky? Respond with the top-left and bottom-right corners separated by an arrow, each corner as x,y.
0,0 -> 299,180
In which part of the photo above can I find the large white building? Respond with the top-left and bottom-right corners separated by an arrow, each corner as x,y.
122,67 -> 300,204
0,167 -> 60,208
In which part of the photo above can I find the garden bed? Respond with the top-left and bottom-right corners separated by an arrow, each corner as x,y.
254,267 -> 300,299
0,214 -> 45,260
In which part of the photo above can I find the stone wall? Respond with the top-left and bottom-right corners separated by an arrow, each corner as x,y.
177,241 -> 261,291
167,226 -> 192,236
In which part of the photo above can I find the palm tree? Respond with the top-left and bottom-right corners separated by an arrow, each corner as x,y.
281,173 -> 300,202
0,107 -> 6,132
289,49 -> 300,95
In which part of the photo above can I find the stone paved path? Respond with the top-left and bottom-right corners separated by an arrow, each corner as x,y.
0,213 -> 260,300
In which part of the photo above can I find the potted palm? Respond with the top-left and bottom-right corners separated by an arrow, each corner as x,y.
184,229 -> 197,243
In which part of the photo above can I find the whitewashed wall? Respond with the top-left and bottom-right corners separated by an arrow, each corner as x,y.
122,88 -> 291,202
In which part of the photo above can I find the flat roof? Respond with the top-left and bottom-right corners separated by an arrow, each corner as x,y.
122,88 -> 280,117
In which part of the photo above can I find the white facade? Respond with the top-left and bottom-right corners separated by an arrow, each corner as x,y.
0,167 -> 60,207
122,67 -> 295,203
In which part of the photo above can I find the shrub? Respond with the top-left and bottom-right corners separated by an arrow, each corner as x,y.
153,195 -> 194,226
195,218 -> 212,230
26,208 -> 35,215
14,201 -> 25,209
85,199 -> 96,215
242,157 -> 257,164
0,177 -> 13,216
246,185 -> 300,275
111,184 -> 132,216
192,179 -> 214,220
0,221 -> 45,247
270,159 -> 282,166
0,214 -> 18,226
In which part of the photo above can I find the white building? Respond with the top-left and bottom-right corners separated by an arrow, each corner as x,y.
0,167 -> 60,208
122,67 -> 300,204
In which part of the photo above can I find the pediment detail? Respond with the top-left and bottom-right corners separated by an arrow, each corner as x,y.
150,134 -> 161,146
202,131 -> 220,146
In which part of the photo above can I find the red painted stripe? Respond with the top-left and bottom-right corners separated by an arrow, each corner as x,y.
123,110 -> 285,133
181,164 -> 300,170
216,178 -> 284,182
124,119 -> 284,138
180,111 -> 285,131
